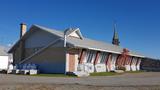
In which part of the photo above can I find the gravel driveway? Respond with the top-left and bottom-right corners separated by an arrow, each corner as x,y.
0,72 -> 160,90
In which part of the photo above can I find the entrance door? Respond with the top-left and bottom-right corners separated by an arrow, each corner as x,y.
69,53 -> 75,72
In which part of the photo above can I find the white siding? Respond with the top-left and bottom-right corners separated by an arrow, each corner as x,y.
0,56 -> 9,70
110,54 -> 118,71
131,57 -> 138,71
69,32 -> 80,38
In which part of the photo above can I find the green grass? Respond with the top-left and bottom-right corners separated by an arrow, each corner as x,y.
31,74 -> 77,77
90,70 -> 144,76
90,72 -> 121,76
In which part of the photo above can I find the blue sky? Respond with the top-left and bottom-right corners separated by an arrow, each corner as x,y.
0,0 -> 159,59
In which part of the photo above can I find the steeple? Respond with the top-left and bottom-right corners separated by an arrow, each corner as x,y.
112,23 -> 120,46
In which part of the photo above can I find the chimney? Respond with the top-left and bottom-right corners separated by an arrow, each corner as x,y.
20,23 -> 27,38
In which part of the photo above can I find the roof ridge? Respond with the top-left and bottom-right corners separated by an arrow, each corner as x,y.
33,24 -> 64,33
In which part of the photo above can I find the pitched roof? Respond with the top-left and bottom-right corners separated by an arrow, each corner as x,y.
8,24 -> 145,58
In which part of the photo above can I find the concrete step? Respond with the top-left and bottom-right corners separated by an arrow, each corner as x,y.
73,71 -> 90,77
114,70 -> 124,73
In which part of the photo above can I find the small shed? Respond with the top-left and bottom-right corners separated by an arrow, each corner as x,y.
0,45 -> 13,71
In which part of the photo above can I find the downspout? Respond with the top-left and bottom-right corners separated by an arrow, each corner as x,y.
64,29 -> 67,74
64,34 -> 67,47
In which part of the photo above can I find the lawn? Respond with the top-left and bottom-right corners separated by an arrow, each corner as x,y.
90,72 -> 121,76
90,70 -> 144,76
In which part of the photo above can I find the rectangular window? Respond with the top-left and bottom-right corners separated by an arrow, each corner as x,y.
84,50 -> 90,62
111,54 -> 118,64
101,52 -> 108,63
98,52 -> 108,63
85,50 -> 96,63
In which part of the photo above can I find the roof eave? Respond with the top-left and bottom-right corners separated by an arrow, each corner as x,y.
71,45 -> 145,58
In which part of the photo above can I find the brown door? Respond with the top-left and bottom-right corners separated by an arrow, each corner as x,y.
69,53 -> 75,72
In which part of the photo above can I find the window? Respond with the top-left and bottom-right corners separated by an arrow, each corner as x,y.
99,52 -> 108,63
84,50 -> 90,62
85,50 -> 96,63
132,57 -> 138,65
111,54 -> 118,64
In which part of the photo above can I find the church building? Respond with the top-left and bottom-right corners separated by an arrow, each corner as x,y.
8,23 -> 145,75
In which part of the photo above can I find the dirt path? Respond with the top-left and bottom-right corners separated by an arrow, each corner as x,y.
0,72 -> 160,90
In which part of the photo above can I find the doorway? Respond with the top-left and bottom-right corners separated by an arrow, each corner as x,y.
69,53 -> 76,72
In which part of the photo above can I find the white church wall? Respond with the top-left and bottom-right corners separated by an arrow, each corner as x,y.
131,57 -> 138,71
136,58 -> 141,71
110,54 -> 118,71
95,64 -> 106,72
125,65 -> 131,71
84,63 -> 94,73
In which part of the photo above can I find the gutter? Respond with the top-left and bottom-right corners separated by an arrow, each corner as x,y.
74,46 -> 145,58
